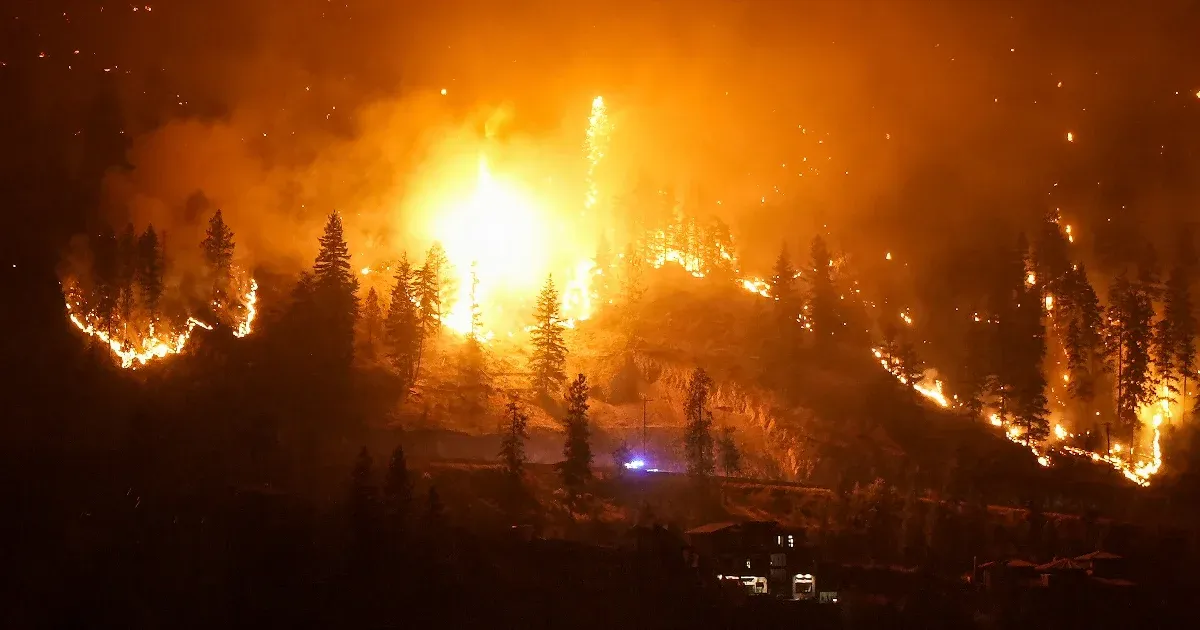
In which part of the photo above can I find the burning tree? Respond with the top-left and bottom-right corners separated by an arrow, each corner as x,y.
529,275 -> 568,398
558,373 -> 593,495
683,367 -> 716,478
455,266 -> 490,421
1009,234 -> 1050,443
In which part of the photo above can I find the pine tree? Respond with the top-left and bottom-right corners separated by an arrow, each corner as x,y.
385,254 -> 421,385
897,339 -> 925,392
457,266 -> 489,421
1011,235 -> 1050,443
1168,265 -> 1197,417
416,242 -> 452,337
1162,241 -> 1197,418
312,212 -> 360,371
618,243 -> 647,308
772,243 -> 800,332
500,399 -> 530,482
529,275 -> 568,397
559,373 -> 593,494
116,223 -> 137,323
1033,209 -> 1071,290
136,225 -> 164,323
1064,264 -> 1106,408
808,235 -> 840,342
683,368 -> 716,477
1108,271 -> 1156,435
201,209 -> 235,310
92,226 -> 119,332
360,287 -> 383,359
382,445 -> 413,532
612,442 -> 634,474
718,426 -> 742,477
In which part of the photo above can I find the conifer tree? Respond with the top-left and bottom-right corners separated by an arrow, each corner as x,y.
116,223 -> 137,323
457,266 -> 489,420
683,368 -> 716,477
312,212 -> 360,371
1011,236 -> 1051,443
808,235 -> 839,342
529,275 -> 568,397
136,225 -> 164,322
559,374 -> 593,494
1107,271 -> 1155,434
92,226 -> 119,332
897,339 -> 926,392
1161,235 -> 1197,416
772,243 -> 800,332
201,209 -> 235,309
1168,265 -> 1197,415
1063,264 -> 1106,407
383,445 -> 412,532
360,287 -> 383,359
416,242 -> 453,337
384,254 -> 421,385
718,426 -> 742,477
500,399 -> 530,482
618,243 -> 647,308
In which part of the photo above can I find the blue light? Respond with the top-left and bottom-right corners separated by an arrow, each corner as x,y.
624,458 -> 646,470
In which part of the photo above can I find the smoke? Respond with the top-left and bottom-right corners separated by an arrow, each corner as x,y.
89,0 -> 1200,284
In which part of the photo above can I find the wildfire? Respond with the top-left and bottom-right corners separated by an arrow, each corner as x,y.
67,301 -> 213,369
233,278 -> 258,338
583,95 -> 609,215
434,155 -> 552,337
741,277 -> 771,298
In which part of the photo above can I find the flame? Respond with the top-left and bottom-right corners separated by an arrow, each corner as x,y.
65,276 -> 258,369
233,278 -> 258,339
67,301 -> 213,369
561,259 -> 596,322
583,95 -> 609,214
741,277 -> 771,298
435,155 -> 552,336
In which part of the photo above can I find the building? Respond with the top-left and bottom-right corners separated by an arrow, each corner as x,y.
685,520 -> 817,599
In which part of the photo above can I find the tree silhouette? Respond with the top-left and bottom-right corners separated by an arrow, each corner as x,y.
201,209 -> 235,313
136,225 -> 164,323
1162,254 -> 1196,416
382,445 -> 412,535
559,374 -> 593,495
416,242 -> 453,338
717,426 -> 742,477
385,254 -> 421,387
360,287 -> 383,359
500,399 -> 530,483
1012,235 -> 1050,443
1064,264 -> 1106,409
456,266 -> 490,422
92,226 -> 119,332
116,223 -> 137,323
312,212 -> 360,372
683,368 -> 716,477
771,243 -> 800,355
1107,271 -> 1155,436
529,275 -> 568,397
807,235 -> 839,342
